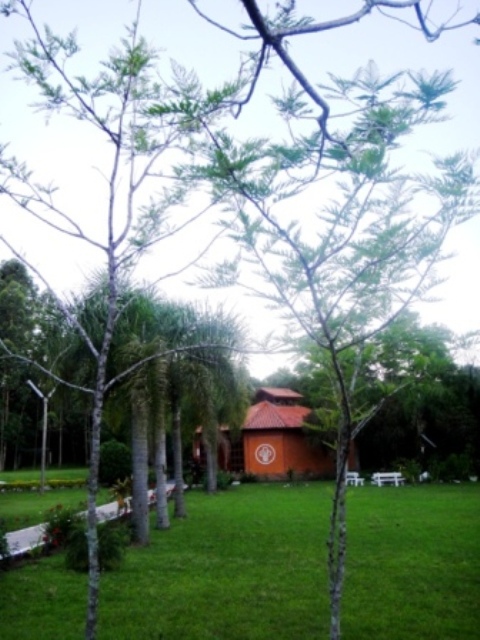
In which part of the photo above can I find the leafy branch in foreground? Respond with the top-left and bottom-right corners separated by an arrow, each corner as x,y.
178,63 -> 479,640
187,0 -> 479,158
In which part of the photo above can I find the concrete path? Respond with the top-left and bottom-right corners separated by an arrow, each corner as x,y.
4,484 -> 175,558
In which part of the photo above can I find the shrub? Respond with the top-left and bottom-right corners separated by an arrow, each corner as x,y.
110,477 -> 132,512
0,518 -> 10,570
216,471 -> 233,490
239,471 -> 258,484
394,458 -> 422,484
439,453 -> 472,482
42,503 -> 84,550
65,520 -> 129,572
0,478 -> 86,491
203,470 -> 233,491
99,440 -> 132,486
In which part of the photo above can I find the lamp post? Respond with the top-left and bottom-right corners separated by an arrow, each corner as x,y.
27,380 -> 56,494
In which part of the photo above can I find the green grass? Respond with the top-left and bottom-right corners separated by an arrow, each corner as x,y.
0,487 -> 112,531
1,482 -> 479,640
0,468 -> 108,531
0,466 -> 89,484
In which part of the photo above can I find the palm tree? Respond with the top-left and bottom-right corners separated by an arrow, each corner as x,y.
179,306 -> 250,494
119,334 -> 167,542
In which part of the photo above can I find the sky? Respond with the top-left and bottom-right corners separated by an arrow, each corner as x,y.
0,0 -> 479,378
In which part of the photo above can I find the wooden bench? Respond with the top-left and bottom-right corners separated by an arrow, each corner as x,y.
371,472 -> 405,487
346,471 -> 365,486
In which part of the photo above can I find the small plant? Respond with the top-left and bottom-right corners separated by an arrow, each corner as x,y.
110,477 -> 132,513
203,471 -> 233,491
42,503 -> 84,550
65,520 -> 129,572
394,458 -> 422,484
216,470 -> 233,490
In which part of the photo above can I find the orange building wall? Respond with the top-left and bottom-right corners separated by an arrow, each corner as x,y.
244,432 -> 286,476
283,431 -> 335,476
243,430 -> 356,478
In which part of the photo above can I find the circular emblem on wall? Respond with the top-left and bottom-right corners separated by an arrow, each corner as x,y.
255,443 -> 276,465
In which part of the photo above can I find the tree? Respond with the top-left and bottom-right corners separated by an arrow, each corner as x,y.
0,259 -> 38,470
0,3 -> 235,637
165,61 -> 479,637
164,304 -> 249,498
298,311 -> 462,466
186,1 -> 479,149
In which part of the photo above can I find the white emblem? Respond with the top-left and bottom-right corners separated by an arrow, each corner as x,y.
255,443 -> 276,465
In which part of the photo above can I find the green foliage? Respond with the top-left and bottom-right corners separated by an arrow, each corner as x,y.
109,477 -> 132,510
42,503 -> 84,549
65,519 -> 129,572
1,478 -> 86,491
203,470 -> 233,491
99,440 -> 132,486
0,517 -> 10,568
435,453 -> 473,482
394,458 -> 422,484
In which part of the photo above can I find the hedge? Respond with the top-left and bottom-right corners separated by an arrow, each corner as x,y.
0,479 -> 87,491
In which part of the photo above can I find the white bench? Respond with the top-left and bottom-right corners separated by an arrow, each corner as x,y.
346,471 -> 364,486
371,472 -> 405,487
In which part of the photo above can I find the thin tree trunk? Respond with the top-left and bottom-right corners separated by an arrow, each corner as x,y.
58,404 -> 63,467
85,247 -> 119,640
172,401 -> 187,518
84,411 -> 90,466
13,439 -> 19,470
0,389 -> 9,471
327,420 -> 351,640
84,388 -> 104,640
131,400 -> 150,545
155,420 -> 170,530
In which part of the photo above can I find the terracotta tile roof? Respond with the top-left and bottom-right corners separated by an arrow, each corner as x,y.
243,401 -> 311,430
256,387 -> 304,400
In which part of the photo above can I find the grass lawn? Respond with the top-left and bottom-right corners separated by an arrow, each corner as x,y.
0,468 -> 109,531
0,466 -> 89,484
1,482 -> 479,639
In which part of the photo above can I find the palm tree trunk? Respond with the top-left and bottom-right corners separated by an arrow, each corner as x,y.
131,400 -> 150,545
155,419 -> 170,530
204,428 -> 218,494
172,401 -> 187,518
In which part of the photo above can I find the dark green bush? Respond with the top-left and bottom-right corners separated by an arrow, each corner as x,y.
99,440 -> 132,486
65,520 -> 129,572
394,458 -> 422,484
439,453 -> 472,482
202,470 -> 233,491
216,471 -> 233,490
0,518 -> 10,569
239,471 -> 258,483
0,478 -> 86,491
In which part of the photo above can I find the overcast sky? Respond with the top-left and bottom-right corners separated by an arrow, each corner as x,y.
1,1 -> 479,377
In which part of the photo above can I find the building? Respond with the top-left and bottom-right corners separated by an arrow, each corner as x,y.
194,387 -> 356,480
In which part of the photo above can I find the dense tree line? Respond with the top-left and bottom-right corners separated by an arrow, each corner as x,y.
260,312 -> 480,477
